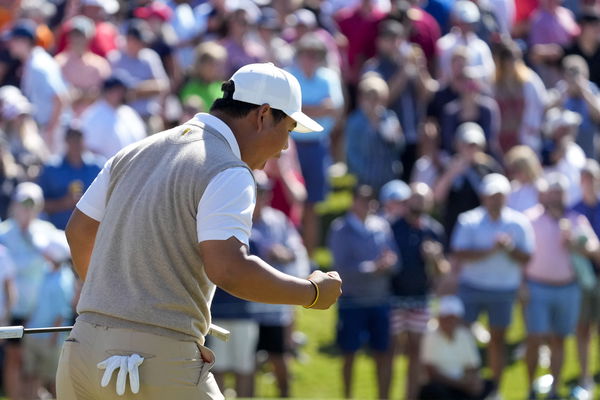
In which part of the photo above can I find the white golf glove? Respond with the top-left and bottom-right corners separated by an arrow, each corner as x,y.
97,354 -> 144,396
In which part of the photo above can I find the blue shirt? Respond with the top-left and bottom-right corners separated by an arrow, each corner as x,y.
451,206 -> 534,290
565,82 -> 600,159
37,154 -> 103,229
250,207 -> 309,326
26,266 -> 75,339
0,219 -> 55,317
21,47 -> 69,127
391,215 -> 445,298
328,213 -> 397,305
345,108 -> 404,191
287,65 -> 344,142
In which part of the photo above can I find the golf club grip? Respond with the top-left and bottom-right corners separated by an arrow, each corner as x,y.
24,326 -> 73,335
208,323 -> 230,342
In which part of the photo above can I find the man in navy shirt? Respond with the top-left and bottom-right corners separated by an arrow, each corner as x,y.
390,182 -> 447,400
37,127 -> 102,229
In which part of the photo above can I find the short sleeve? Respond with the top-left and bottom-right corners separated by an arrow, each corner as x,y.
458,327 -> 481,368
514,216 -> 535,254
451,214 -> 472,251
76,157 -> 113,221
197,168 -> 255,246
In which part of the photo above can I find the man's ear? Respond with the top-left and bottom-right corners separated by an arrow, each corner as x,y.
256,104 -> 272,132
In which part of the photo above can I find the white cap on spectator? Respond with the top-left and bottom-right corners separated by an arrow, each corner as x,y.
0,86 -> 32,120
544,108 -> 582,135
456,122 -> 486,147
82,0 -> 119,14
379,180 -> 410,203
13,182 -> 44,208
453,0 -> 480,24
230,62 -> 323,133
438,296 -> 465,317
479,173 -> 511,196
545,172 -> 570,192
34,230 -> 70,264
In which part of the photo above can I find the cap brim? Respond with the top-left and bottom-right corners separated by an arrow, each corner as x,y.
289,111 -> 323,133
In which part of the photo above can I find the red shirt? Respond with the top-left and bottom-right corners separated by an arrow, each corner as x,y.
515,0 -> 539,23
408,7 -> 441,67
336,6 -> 386,84
56,21 -> 118,58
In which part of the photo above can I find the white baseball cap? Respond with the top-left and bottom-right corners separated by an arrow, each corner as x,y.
453,0 -> 480,24
438,296 -> 465,317
230,63 -> 323,133
456,122 -> 486,147
82,0 -> 119,15
479,173 -> 511,196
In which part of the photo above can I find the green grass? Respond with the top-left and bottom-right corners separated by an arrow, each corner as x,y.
248,306 -> 599,399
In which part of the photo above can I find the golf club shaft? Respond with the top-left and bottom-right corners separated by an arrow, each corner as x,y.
0,323 -> 230,341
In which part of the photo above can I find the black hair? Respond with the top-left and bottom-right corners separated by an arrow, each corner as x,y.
210,80 -> 288,123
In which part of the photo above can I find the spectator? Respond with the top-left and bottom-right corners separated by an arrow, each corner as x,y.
363,20 -> 437,179
434,122 -> 502,238
395,0 -> 442,70
390,183 -> 448,400
505,146 -> 543,213
55,15 -> 111,115
255,7 -> 294,68
335,0 -> 386,94
251,171 -> 310,398
133,2 -> 182,92
378,179 -> 411,223
571,160 -> 600,396
220,8 -> 264,77
436,1 -> 495,85
56,0 -> 119,58
440,68 -> 501,157
451,173 -> 534,391
524,172 -> 600,400
180,41 -> 228,111
419,295 -> 494,400
264,141 -> 307,228
210,285 -> 259,398
563,12 -> 600,88
426,46 -> 468,133
529,0 -> 579,47
551,55 -> 600,159
541,108 -> 586,206
285,8 -> 341,73
20,0 -> 56,51
79,75 -> 147,160
529,0 -> 580,87
0,85 -> 48,180
493,40 -> 547,154
24,230 -> 75,400
8,20 -> 70,155
0,182 -> 56,400
328,185 -> 397,400
411,121 -> 450,188
109,19 -> 170,130
345,73 -> 403,191
37,127 -> 102,230
288,33 -> 344,257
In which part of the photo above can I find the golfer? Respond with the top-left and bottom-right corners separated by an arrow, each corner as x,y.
56,62 -> 342,399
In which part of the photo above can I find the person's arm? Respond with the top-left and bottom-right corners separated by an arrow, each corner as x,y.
65,209 -> 100,281
43,94 -> 69,152
64,157 -> 113,280
577,79 -> 600,123
200,237 -> 340,309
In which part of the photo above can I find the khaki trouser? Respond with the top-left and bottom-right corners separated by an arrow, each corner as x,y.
56,321 -> 223,400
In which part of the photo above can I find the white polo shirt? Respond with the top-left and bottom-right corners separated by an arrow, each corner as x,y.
76,113 -> 256,246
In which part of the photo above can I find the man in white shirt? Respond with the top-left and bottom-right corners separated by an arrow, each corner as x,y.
436,1 -> 495,85
420,296 -> 494,400
79,75 -> 146,160
58,63 -> 342,400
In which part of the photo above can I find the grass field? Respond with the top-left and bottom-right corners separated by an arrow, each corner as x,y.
250,305 -> 599,400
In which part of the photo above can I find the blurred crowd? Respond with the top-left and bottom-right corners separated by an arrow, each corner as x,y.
0,0 -> 599,399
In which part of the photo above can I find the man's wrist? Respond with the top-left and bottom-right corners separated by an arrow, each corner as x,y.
303,279 -> 319,309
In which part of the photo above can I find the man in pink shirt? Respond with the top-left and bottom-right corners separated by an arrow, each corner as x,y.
524,172 -> 600,400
